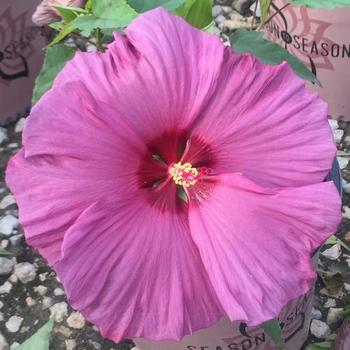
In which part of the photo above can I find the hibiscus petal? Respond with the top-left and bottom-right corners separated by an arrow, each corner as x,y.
52,8 -> 225,142
54,196 -> 223,341
6,82 -> 146,265
190,49 -> 335,188
188,174 -> 341,325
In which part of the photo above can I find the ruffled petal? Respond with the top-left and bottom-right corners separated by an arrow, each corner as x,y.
188,174 -> 341,325
190,49 -> 335,188
54,196 -> 223,341
6,82 -> 145,265
53,8 -> 225,142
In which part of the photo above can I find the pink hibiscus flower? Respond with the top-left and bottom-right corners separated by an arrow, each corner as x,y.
6,8 -> 341,343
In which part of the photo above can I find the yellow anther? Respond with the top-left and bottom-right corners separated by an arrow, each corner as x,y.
168,162 -> 199,188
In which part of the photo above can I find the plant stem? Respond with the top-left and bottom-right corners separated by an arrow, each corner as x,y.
95,28 -> 104,52
251,0 -> 259,30
70,32 -> 97,47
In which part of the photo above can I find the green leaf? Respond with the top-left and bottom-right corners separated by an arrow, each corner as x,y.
260,0 -> 272,24
49,22 -> 63,31
325,235 -> 350,253
74,0 -> 138,36
305,341 -> 332,350
53,5 -> 88,23
174,0 -> 212,29
128,0 -> 186,12
32,45 -> 76,105
0,247 -> 12,256
16,319 -> 54,350
49,21 -> 77,46
230,29 -> 320,85
288,0 -> 350,9
263,319 -> 285,349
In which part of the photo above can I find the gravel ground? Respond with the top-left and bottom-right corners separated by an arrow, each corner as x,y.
0,1 -> 349,349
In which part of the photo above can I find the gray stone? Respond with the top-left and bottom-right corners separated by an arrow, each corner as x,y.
14,118 -> 25,133
327,308 -> 344,324
0,216 -> 19,236
25,297 -> 36,307
215,14 -> 226,24
5,316 -> 23,333
65,339 -> 77,350
344,283 -> 350,292
14,263 -> 37,284
0,332 -> 9,350
337,156 -> 349,169
9,234 -> 23,247
53,288 -> 65,296
0,128 -> 8,145
0,195 -> 15,210
310,319 -> 330,338
42,297 -> 54,309
322,244 -> 342,260
34,285 -> 48,296
0,258 -> 14,275
67,312 -> 85,329
0,282 -> 12,294
231,0 -> 256,15
212,5 -> 224,17
333,129 -> 344,144
324,298 -> 336,308
311,307 -> 322,320
50,302 -> 68,322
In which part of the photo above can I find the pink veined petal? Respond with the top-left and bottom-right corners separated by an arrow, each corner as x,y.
54,195 -> 224,342
52,8 -> 226,142
188,174 -> 341,325
6,82 -> 146,265
189,48 -> 335,188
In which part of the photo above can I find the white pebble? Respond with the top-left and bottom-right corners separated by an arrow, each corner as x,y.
67,312 -> 85,329
0,195 -> 15,210
344,283 -> 350,292
0,128 -> 8,145
25,297 -> 36,307
327,308 -> 344,324
53,288 -> 65,296
34,285 -> 48,296
10,342 -> 19,350
14,118 -> 25,133
65,339 -> 77,350
333,129 -> 344,144
0,282 -> 12,294
324,298 -> 336,308
50,302 -> 68,322
5,316 -> 23,333
337,156 -> 349,170
14,263 -> 37,284
322,244 -> 342,260
311,307 -> 322,320
42,297 -> 53,310
0,216 -> 19,236
0,332 -> 9,350
310,319 -> 330,338
0,258 -> 14,275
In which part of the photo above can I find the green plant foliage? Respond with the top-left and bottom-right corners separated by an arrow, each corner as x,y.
16,319 -> 54,350
260,0 -> 272,24
174,0 -> 212,29
128,0 -> 186,12
0,247 -> 11,256
230,29 -> 319,85
32,45 -> 76,105
288,0 -> 350,8
305,341 -> 333,350
325,235 -> 350,253
53,5 -> 88,22
262,319 -> 285,349
74,0 -> 138,36
49,22 -> 77,46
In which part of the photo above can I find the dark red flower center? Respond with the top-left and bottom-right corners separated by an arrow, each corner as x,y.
138,129 -> 216,210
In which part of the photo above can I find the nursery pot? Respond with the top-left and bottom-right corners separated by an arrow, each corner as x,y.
134,159 -> 342,350
0,0 -> 45,125
263,0 -> 350,120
